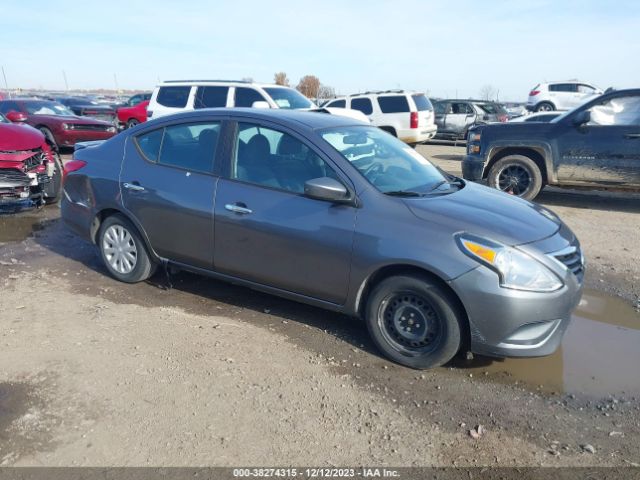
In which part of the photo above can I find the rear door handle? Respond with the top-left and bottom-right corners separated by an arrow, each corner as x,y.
123,182 -> 145,192
624,133 -> 640,139
225,203 -> 253,214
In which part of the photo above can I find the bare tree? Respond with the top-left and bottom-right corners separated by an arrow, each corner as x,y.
274,72 -> 289,86
317,84 -> 335,101
296,75 -> 321,99
479,85 -> 497,101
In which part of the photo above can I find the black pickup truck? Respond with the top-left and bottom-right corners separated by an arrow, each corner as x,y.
462,89 -> 640,200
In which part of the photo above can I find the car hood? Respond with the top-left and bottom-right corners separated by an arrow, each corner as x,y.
405,181 -> 560,246
0,123 -> 44,151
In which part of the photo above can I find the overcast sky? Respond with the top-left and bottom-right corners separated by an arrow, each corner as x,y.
1,0 -> 638,101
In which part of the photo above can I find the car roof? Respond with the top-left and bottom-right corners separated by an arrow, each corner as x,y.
156,80 -> 289,89
148,108 -> 367,130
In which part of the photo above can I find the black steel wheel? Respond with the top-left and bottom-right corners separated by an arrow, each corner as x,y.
365,275 -> 463,369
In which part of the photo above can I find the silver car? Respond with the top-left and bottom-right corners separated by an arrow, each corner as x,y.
62,109 -> 584,369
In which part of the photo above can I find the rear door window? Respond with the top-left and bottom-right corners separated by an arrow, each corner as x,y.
234,87 -> 267,107
156,86 -> 191,108
135,129 -> 164,162
450,102 -> 473,114
350,98 -> 373,115
549,83 -> 577,93
412,94 -> 433,111
378,95 -> 410,113
194,86 -> 229,109
158,122 -> 221,173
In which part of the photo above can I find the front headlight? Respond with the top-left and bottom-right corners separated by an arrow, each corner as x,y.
62,123 -> 69,130
107,126 -> 117,133
457,234 -> 563,292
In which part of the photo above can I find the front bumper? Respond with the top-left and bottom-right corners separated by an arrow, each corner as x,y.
55,129 -> 116,147
449,233 -> 584,358
462,155 -> 486,181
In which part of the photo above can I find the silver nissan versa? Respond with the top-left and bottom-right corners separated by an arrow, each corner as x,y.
61,109 -> 584,369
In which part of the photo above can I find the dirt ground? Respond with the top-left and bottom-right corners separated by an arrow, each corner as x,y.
0,144 -> 639,467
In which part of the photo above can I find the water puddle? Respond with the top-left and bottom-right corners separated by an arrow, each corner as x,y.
463,290 -> 640,398
0,382 -> 33,437
0,206 -> 58,244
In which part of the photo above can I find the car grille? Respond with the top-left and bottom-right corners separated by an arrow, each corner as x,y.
70,124 -> 111,131
24,150 -> 47,170
553,246 -> 584,283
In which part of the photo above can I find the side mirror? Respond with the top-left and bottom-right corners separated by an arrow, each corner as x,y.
251,101 -> 271,109
573,110 -> 591,126
304,177 -> 349,203
6,110 -> 27,122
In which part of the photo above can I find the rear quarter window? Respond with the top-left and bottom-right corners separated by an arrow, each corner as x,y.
156,86 -> 191,108
195,86 -> 229,109
378,95 -> 410,113
412,94 -> 433,111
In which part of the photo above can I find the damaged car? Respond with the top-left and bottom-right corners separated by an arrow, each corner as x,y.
0,113 -> 62,207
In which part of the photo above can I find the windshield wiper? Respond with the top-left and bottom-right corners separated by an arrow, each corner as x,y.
384,190 -> 424,197
427,177 -> 464,193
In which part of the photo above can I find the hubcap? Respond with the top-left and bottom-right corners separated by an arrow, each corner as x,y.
497,165 -> 532,196
102,225 -> 137,274
379,293 -> 442,355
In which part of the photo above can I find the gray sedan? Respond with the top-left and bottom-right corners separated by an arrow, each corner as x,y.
62,109 -> 584,369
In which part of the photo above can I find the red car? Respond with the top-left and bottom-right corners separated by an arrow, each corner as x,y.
0,112 -> 61,206
116,99 -> 149,129
0,99 -> 117,149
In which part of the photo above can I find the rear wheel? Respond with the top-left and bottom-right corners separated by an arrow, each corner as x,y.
98,214 -> 156,283
365,275 -> 463,369
43,154 -> 62,204
487,154 -> 543,200
535,102 -> 555,112
378,126 -> 397,137
126,118 -> 140,129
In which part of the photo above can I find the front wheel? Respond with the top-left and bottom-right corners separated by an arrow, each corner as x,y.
98,214 -> 156,283
487,154 -> 543,200
365,275 -> 463,369
43,154 -> 62,204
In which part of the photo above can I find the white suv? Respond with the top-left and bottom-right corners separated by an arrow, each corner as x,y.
323,90 -> 437,145
147,80 -> 368,122
526,81 -> 603,112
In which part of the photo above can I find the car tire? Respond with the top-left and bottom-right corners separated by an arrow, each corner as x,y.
365,275 -> 463,369
535,102 -> 555,112
126,118 -> 140,129
98,214 -> 156,283
38,127 -> 57,149
487,154 -> 543,200
43,154 -> 63,204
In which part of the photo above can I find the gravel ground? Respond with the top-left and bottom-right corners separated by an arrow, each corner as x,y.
0,144 -> 638,467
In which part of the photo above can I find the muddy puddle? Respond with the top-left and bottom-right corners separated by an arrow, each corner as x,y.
0,206 -> 58,244
463,290 -> 640,398
0,382 -> 34,438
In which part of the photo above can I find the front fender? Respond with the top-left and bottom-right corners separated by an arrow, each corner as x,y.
485,141 -> 556,183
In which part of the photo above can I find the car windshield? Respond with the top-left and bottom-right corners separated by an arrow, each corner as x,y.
24,101 -> 74,116
321,126 -> 452,195
263,87 -> 315,109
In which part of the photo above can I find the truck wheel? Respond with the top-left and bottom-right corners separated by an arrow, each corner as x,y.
365,275 -> 463,369
535,102 -> 555,112
98,214 -> 156,283
43,154 -> 63,204
488,155 -> 543,200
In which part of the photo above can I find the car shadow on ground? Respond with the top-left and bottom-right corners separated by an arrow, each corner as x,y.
33,220 -> 381,361
537,188 -> 640,213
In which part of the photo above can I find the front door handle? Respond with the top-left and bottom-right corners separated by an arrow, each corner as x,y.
225,203 -> 253,215
624,133 -> 640,139
123,182 -> 145,192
